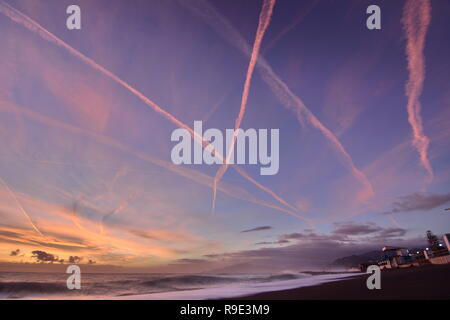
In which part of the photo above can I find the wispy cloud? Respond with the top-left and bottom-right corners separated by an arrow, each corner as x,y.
0,176 -> 43,236
383,192 -> 450,215
0,1 -> 297,219
101,192 -> 139,234
31,250 -> 62,263
402,0 -> 433,181
0,101 -> 300,219
0,2 -> 190,135
332,222 -> 407,239
333,222 -> 381,235
9,249 -> 20,256
241,226 -> 272,233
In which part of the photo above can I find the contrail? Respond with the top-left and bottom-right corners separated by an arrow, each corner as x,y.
402,0 -> 433,181
259,67 -> 374,201
0,176 -> 43,236
213,0 -> 276,210
234,166 -> 299,212
0,101 -> 309,221
388,215 -> 402,229
202,86 -> 235,123
0,1 -> 197,140
178,0 -> 374,202
263,0 -> 319,52
101,192 -> 138,234
0,1 -> 297,214
3,152 -> 305,220
203,0 -> 319,123
71,198 -> 88,232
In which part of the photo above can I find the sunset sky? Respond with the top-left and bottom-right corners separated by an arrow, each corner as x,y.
0,0 -> 449,273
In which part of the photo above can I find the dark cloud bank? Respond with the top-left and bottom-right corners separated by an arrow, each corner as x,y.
174,222 -> 426,272
383,192 -> 450,214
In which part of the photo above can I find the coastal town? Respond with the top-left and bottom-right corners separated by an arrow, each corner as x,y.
355,231 -> 450,272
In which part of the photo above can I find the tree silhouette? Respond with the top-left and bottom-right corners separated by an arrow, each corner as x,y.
426,230 -> 440,252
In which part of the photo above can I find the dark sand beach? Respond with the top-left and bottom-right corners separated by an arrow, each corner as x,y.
239,264 -> 450,300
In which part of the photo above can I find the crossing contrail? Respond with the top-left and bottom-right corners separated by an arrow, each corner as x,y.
0,1 -> 298,215
0,101 -> 308,221
101,192 -> 138,234
402,0 -> 433,181
0,176 -> 43,236
263,0 -> 319,52
233,166 -> 299,212
178,0 -> 374,203
0,2 -> 197,139
213,0 -> 276,210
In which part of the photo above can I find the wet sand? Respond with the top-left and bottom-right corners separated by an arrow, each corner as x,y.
238,264 -> 450,300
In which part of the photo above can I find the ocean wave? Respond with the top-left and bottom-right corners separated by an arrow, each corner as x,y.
0,281 -> 67,296
117,273 -> 360,300
0,272 -> 316,299
141,274 -> 241,289
262,273 -> 302,282
140,273 -> 304,289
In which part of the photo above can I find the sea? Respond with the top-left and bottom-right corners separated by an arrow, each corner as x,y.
0,271 -> 359,300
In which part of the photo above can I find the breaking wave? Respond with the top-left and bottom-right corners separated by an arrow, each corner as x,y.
0,271 -> 357,299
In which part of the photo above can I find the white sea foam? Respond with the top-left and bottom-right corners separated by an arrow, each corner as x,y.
111,273 -> 360,300
1,272 -> 361,300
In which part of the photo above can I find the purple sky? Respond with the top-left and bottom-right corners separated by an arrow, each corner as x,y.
0,0 -> 449,272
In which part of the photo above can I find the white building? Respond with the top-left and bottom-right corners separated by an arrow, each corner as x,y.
443,234 -> 450,252
381,247 -> 413,268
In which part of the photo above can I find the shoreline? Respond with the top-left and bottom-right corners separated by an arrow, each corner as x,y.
112,272 -> 359,300
236,264 -> 450,300
0,272 -> 358,300
3,265 -> 450,300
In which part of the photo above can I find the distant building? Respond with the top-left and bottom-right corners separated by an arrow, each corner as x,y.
411,250 -> 428,265
382,246 -> 408,256
379,246 -> 414,269
378,232 -> 450,268
443,234 -> 450,252
427,235 -> 450,265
